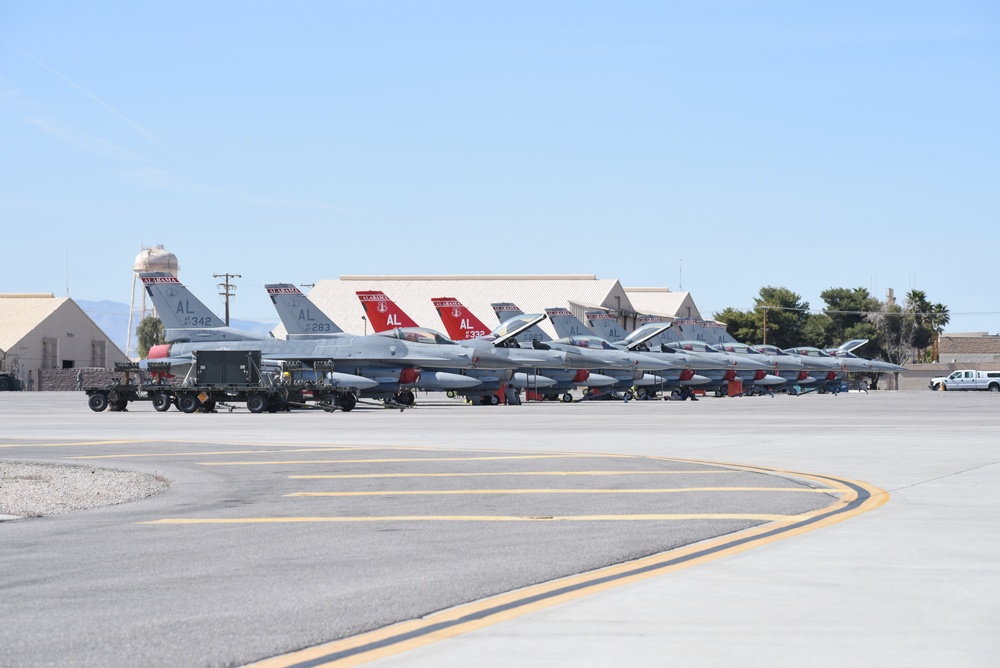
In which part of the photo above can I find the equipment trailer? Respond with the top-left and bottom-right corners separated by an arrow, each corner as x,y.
84,354 -> 358,413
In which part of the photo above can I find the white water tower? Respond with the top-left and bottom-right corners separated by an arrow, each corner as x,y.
126,244 -> 179,359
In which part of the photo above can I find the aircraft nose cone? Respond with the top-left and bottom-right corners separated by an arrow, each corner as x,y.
681,374 -> 711,386
632,353 -> 678,371
510,373 -> 557,389
736,357 -> 771,370
584,373 -> 618,387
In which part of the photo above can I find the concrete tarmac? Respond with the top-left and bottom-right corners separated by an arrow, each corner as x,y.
1,390 -> 997,667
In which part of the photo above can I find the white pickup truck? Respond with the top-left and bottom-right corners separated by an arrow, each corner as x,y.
929,370 -> 1000,392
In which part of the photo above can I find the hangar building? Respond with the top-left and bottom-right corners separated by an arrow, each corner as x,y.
0,293 -> 129,389
273,275 -> 701,339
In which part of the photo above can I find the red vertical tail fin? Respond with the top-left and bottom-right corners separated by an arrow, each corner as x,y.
431,297 -> 491,341
356,291 -> 419,332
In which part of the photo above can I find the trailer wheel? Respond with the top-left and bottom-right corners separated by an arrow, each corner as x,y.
318,394 -> 336,410
200,400 -> 216,412
246,393 -> 268,414
178,394 -> 199,413
152,393 -> 172,412
338,393 -> 356,412
111,400 -> 129,412
88,393 -> 109,412
0,376 -> 11,392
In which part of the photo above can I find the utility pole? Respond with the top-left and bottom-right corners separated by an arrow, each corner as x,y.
214,273 -> 241,326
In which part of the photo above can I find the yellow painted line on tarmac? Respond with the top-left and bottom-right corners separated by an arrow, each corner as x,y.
199,454 -> 623,466
284,487 -> 843,497
141,513 -> 792,525
289,470 -> 734,479
244,469 -> 887,668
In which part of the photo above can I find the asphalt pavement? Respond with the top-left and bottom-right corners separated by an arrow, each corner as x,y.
0,390 -> 996,668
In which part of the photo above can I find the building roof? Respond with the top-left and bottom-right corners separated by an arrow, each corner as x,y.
0,294 -> 64,352
275,275 -> 637,338
940,334 -> 1000,356
623,287 -> 701,320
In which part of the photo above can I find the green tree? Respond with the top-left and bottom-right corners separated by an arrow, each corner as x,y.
714,286 -> 811,348
713,306 -> 759,343
136,316 -> 165,359
754,286 -> 811,349
800,312 -> 835,348
819,287 -> 880,341
903,290 -> 950,362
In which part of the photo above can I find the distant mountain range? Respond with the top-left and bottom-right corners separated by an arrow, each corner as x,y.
76,299 -> 278,356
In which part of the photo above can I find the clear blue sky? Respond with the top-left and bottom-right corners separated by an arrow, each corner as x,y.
3,1 -> 998,332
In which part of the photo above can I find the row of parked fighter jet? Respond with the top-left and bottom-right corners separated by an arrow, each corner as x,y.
140,272 -> 904,405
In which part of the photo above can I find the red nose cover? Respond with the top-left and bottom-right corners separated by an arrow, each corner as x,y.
797,370 -> 810,381
679,369 -> 695,382
147,344 -> 170,359
723,370 -> 737,381
572,369 -> 590,383
753,369 -> 766,381
398,367 -> 421,385
826,371 -> 838,381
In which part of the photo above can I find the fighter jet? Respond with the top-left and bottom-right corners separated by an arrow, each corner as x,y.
786,342 -> 905,375
355,290 -> 607,404
419,296 -> 624,402
139,273 -> 518,409
633,316 -> 847,392
266,283 -> 490,404
488,303 -> 697,398
606,316 -> 783,395
582,311 -> 755,393
824,339 -> 906,373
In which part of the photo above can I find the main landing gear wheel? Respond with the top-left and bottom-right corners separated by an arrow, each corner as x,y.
246,393 -> 268,414
178,393 -> 200,414
88,393 -> 109,412
337,393 -> 357,412
152,393 -> 172,412
561,392 -> 573,403
396,390 -> 415,406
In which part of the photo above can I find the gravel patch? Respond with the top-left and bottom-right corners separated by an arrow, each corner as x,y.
0,461 -> 169,518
